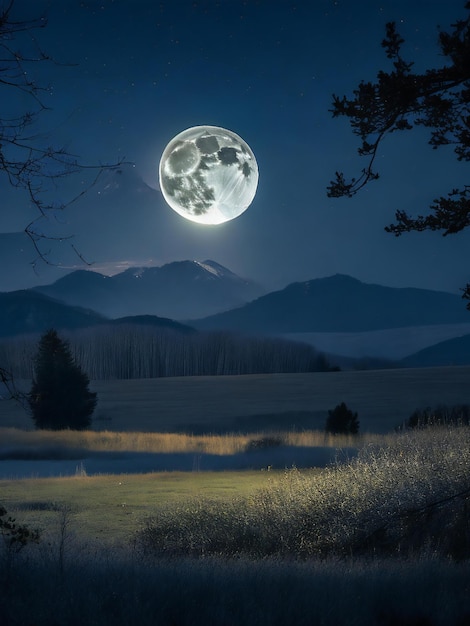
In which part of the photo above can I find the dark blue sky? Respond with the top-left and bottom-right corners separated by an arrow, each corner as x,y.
1,0 -> 469,294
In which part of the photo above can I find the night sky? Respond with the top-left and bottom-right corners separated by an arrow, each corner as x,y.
1,0 -> 469,295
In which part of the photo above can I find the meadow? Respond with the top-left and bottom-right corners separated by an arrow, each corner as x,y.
1,425 -> 470,625
1,366 -> 470,624
1,365 -> 469,432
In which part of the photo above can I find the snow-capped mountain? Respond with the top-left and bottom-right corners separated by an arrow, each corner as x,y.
32,259 -> 265,320
0,164 -> 256,294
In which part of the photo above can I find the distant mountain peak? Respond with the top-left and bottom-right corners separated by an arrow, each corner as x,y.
195,260 -> 224,278
117,259 -> 242,282
192,274 -> 470,333
304,274 -> 363,287
327,273 -> 362,283
194,259 -> 242,281
32,259 -> 265,320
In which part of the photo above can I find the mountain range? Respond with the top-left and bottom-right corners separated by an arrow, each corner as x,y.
1,266 -> 470,366
33,260 -> 264,320
29,267 -> 470,332
0,291 -> 193,339
400,333 -> 470,368
190,274 -> 470,332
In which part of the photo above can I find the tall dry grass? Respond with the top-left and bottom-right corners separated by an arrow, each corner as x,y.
0,426 -> 387,456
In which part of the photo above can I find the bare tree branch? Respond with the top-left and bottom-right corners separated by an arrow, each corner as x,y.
0,0 -> 128,398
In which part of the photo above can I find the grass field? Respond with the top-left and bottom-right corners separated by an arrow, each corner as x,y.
1,366 -> 469,433
1,367 -> 469,624
0,470 -> 279,544
1,424 -> 468,553
1,425 -> 469,625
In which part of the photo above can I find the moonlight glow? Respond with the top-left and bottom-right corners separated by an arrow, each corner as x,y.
159,125 -> 258,225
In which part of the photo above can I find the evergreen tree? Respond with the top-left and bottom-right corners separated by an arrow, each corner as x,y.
28,329 -> 97,430
325,402 -> 360,435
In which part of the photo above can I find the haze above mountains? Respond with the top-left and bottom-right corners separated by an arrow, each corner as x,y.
1,260 -> 470,367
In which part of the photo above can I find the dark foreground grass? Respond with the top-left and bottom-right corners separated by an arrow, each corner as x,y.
2,548 -> 470,626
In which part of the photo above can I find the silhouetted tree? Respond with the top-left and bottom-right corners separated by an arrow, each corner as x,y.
401,404 -> 470,430
327,3 -> 470,307
325,402 -> 359,435
28,329 -> 97,430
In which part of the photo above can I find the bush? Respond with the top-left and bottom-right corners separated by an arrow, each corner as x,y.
401,404 -> 470,430
136,425 -> 470,560
0,505 -> 40,551
245,436 -> 284,451
325,402 -> 359,435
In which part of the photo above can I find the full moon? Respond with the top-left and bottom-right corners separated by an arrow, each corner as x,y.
159,125 -> 259,225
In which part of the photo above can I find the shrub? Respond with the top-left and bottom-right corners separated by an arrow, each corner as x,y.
325,402 -> 359,435
0,505 -> 40,551
401,404 -> 470,430
245,436 -> 284,451
136,425 -> 470,560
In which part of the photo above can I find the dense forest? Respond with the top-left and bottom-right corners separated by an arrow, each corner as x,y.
0,325 -> 333,380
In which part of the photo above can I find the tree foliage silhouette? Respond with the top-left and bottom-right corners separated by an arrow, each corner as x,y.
28,329 -> 97,430
325,402 -> 359,435
327,3 -> 470,307
0,505 -> 40,551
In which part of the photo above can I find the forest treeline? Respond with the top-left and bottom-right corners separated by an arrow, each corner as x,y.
0,325 -> 333,380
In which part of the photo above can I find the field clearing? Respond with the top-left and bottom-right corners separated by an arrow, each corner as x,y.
1,427 -> 470,625
0,470 -> 283,544
1,366 -> 469,433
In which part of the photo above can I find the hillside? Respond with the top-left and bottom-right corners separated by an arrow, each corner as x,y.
0,290 -> 105,337
400,333 -> 470,367
33,260 -> 264,319
0,290 -> 197,339
281,322 -> 470,361
191,274 -> 470,333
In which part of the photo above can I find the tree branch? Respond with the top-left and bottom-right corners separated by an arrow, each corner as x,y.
328,9 -> 470,305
